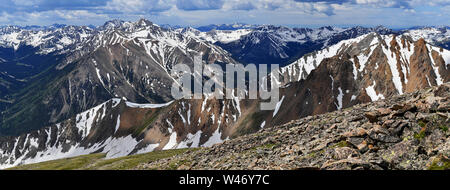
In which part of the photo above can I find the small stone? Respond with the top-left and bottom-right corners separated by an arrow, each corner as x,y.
343,127 -> 367,137
393,104 -> 416,116
357,141 -> 369,153
391,104 -> 404,110
178,164 -> 190,170
434,84 -> 450,97
437,102 -> 450,112
389,122 -> 408,135
346,137 -> 361,146
248,160 -> 257,168
328,124 -> 337,130
416,112 -> 433,121
404,111 -> 415,120
425,96 -> 442,105
436,112 -> 449,118
372,125 -> 389,134
382,120 -> 396,128
355,128 -> 368,136
333,147 -> 358,160
365,111 -> 380,123
368,129 -> 401,143
377,108 -> 391,116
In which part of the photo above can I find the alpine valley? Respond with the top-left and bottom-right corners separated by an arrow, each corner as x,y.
0,19 -> 449,169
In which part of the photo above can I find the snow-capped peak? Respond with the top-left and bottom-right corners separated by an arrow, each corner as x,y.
0,24 -> 95,53
403,27 -> 450,48
178,27 -> 252,44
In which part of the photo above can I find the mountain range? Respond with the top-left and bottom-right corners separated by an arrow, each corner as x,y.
0,19 -> 449,168
9,82 -> 449,170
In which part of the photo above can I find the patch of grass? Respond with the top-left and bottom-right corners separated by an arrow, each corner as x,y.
330,140 -> 349,148
92,148 -> 193,170
263,143 -> 277,149
7,153 -> 106,170
167,159 -> 191,170
414,130 -> 426,140
307,149 -> 325,158
7,148 -> 195,170
307,152 -> 317,158
252,143 -> 277,151
439,125 -> 449,132
414,121 -> 428,140
428,157 -> 450,170
418,120 -> 426,128
403,136 -> 412,141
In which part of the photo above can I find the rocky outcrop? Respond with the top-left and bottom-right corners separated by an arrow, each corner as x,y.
137,83 -> 450,170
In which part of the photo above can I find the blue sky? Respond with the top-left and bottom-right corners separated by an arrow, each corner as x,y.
0,0 -> 449,28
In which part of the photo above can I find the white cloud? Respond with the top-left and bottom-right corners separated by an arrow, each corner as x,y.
411,0 -> 450,6
105,0 -> 173,13
53,10 -> 108,20
0,12 -> 14,23
355,0 -> 411,8
11,0 -> 37,6
176,0 -> 224,10
0,0 -> 449,27
222,0 -> 337,15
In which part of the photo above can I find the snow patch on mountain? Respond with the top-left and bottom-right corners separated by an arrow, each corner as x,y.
179,27 -> 252,44
403,27 -> 450,48
0,25 -> 94,54
125,101 -> 174,109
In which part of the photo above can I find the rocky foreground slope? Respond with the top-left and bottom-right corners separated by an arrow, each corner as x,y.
137,83 -> 450,170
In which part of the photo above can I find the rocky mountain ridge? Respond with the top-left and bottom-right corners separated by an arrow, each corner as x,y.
138,82 -> 450,170
0,95 -> 252,169
1,32 -> 449,168
0,20 -> 449,169
215,25 -> 395,66
0,18 -> 238,135
254,32 -> 450,130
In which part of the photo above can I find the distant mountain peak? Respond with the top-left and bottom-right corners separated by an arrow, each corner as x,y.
136,18 -> 153,27
195,23 -> 258,32
101,19 -> 125,29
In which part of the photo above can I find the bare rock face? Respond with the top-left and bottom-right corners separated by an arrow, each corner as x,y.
282,33 -> 450,93
138,83 -> 450,170
272,33 -> 450,129
407,38 -> 436,91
